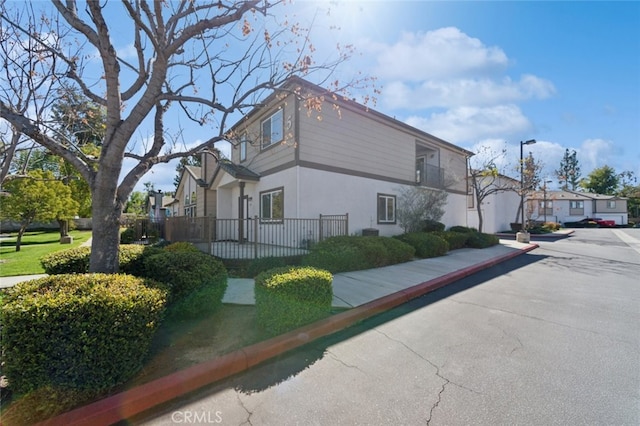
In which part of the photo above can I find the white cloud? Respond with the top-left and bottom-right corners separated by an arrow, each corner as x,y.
372,27 -> 509,81
579,138 -> 614,172
405,104 -> 532,144
383,75 -> 555,110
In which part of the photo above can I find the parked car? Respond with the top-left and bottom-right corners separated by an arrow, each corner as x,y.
564,218 -> 616,228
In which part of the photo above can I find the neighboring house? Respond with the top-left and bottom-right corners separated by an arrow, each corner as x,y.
466,174 -> 521,234
527,190 -> 628,225
190,76 -> 473,237
146,191 -> 175,222
173,165 -> 217,218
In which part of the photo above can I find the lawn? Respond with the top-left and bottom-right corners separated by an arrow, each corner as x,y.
0,230 -> 92,277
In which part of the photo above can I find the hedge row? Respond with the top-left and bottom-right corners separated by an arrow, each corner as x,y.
393,232 -> 449,258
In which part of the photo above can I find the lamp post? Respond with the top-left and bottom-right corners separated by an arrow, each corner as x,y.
542,180 -> 552,222
517,139 -> 536,242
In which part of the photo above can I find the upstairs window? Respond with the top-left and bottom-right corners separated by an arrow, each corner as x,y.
240,136 -> 248,162
261,109 -> 283,149
606,200 -> 616,209
570,200 -> 584,209
377,193 -> 396,224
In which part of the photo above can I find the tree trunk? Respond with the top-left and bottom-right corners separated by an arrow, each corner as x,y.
58,219 -> 69,237
15,224 -> 27,252
477,208 -> 484,233
89,173 -> 124,273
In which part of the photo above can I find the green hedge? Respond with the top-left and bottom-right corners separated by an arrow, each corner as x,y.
421,219 -> 446,233
40,244 -> 148,275
432,231 -> 469,250
120,227 -> 135,244
302,236 -> 414,273
448,225 -> 478,233
255,266 -> 333,335
163,241 -> 201,253
0,274 -> 167,394
143,250 -> 227,319
466,232 -> 500,248
393,232 -> 449,258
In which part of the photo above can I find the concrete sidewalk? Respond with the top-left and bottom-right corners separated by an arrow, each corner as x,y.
43,239 -> 538,426
222,239 -> 533,307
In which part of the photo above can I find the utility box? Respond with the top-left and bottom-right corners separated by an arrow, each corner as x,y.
362,228 -> 379,237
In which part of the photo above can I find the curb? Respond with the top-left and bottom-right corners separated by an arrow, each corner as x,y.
40,243 -> 539,425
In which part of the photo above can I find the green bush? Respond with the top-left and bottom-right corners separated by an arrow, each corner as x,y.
40,246 -> 91,274
143,250 -> 227,318
40,244 -> 149,275
421,219 -> 445,233
432,230 -> 469,250
466,232 -> 499,248
163,241 -> 201,253
120,227 -> 135,244
302,236 -> 414,273
0,274 -> 167,394
247,256 -> 288,278
542,221 -> 561,231
255,266 -> 333,335
448,225 -> 478,233
393,232 -> 449,258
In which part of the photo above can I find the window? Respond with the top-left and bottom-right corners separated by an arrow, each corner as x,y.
191,191 -> 196,204
538,200 -> 553,209
260,187 -> 284,222
240,135 -> 248,162
261,109 -> 283,149
184,206 -> 196,217
570,200 -> 584,209
606,200 -> 616,209
377,193 -> 396,224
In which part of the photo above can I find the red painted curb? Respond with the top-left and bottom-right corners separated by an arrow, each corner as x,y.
40,243 -> 538,425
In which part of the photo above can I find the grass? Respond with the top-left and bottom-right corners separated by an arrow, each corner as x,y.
0,230 -> 92,277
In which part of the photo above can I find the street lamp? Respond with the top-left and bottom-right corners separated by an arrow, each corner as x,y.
518,139 -> 536,242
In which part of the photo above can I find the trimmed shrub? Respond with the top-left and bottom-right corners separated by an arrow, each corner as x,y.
542,221 -> 561,231
466,232 -> 499,248
432,230 -> 469,250
255,266 -> 332,335
378,236 -> 416,264
120,227 -> 135,244
421,219 -> 445,233
0,274 -> 167,394
40,244 -> 149,275
394,232 -> 449,258
247,256 -> 288,278
302,236 -> 414,273
40,246 -> 91,274
448,225 -> 478,233
143,250 -> 227,318
163,241 -> 201,253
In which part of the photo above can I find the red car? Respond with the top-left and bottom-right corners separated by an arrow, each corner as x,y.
580,218 -> 616,227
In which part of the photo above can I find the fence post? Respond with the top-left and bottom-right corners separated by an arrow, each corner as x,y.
207,217 -> 213,255
345,212 -> 349,235
253,216 -> 258,259
319,214 -> 323,242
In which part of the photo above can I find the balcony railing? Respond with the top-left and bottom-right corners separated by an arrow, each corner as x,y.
416,163 -> 445,188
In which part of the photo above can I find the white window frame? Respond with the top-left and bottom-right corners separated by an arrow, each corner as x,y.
261,109 -> 284,149
606,200 -> 616,209
260,187 -> 284,223
377,193 -> 396,224
240,135 -> 248,162
570,200 -> 584,209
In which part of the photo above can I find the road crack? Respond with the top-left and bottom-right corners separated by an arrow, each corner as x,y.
236,392 -> 254,426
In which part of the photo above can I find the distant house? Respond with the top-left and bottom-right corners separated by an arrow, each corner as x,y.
527,190 -> 628,226
146,191 -> 175,222
171,76 -> 473,237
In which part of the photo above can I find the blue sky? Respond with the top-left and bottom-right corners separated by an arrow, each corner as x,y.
12,1 -> 638,193
141,0 -> 639,193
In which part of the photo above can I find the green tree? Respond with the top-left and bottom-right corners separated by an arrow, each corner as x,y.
617,171 -> 640,219
125,191 -> 147,215
555,148 -> 581,190
580,165 -> 619,195
0,170 -> 78,251
1,1 -> 370,273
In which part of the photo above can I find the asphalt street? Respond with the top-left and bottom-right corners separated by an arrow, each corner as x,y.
134,228 -> 640,426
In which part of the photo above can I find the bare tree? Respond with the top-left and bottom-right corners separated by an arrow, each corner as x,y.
468,146 -> 517,233
513,152 -> 543,225
0,0 -> 370,272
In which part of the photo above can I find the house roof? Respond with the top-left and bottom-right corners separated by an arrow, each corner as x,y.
213,159 -> 260,182
229,76 -> 474,158
528,190 -> 627,200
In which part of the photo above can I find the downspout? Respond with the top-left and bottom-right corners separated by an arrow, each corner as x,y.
239,181 -> 245,243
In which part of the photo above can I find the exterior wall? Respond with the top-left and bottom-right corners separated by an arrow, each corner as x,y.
175,170 -> 200,216
528,192 -> 628,225
216,166 -> 468,237
467,189 -> 520,233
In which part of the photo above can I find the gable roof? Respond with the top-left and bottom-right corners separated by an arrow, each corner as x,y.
528,190 -> 627,200
212,159 -> 260,182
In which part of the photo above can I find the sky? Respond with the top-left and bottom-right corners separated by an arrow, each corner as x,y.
7,1 -> 638,194
141,0 -> 640,193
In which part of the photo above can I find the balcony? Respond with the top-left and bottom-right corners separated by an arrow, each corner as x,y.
416,161 -> 444,189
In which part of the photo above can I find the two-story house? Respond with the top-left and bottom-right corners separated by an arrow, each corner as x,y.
527,190 -> 628,225
174,76 -> 473,239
